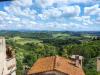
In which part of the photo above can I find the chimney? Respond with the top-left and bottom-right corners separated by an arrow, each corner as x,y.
71,55 -> 83,67
97,57 -> 100,72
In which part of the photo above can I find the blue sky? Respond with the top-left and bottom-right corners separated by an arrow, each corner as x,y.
0,0 -> 100,31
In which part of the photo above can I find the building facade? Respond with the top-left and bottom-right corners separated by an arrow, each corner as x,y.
32,71 -> 67,75
0,37 -> 16,75
97,57 -> 100,72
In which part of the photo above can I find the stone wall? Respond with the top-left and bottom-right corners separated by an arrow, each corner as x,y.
97,57 -> 100,72
0,37 -> 7,75
0,37 -> 16,75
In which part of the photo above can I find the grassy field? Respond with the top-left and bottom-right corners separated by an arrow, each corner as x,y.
10,36 -> 42,45
53,33 -> 70,39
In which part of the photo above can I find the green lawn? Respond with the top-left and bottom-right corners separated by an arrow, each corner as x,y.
12,36 -> 42,45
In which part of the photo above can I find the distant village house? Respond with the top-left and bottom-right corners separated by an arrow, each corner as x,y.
28,55 -> 85,75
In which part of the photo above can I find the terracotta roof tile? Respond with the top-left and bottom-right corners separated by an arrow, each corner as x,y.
28,56 -> 85,75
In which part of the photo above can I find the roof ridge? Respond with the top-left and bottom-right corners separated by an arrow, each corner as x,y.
53,56 -> 56,70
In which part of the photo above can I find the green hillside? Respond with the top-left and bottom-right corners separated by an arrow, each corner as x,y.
0,31 -> 100,75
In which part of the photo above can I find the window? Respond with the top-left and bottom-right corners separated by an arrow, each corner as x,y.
6,46 -> 13,59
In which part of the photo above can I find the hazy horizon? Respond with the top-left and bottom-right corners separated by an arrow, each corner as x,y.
1,29 -> 100,32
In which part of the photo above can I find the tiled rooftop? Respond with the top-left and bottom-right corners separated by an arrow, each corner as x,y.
28,56 -> 85,75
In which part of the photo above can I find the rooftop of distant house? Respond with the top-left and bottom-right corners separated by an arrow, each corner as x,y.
28,56 -> 85,75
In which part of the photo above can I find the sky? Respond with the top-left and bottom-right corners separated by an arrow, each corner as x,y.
0,0 -> 100,31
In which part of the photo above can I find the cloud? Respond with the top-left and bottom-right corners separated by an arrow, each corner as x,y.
69,0 -> 89,3
38,5 -> 80,20
0,0 -> 100,31
35,0 -> 68,8
59,5 -> 80,16
44,22 -> 90,31
36,0 -> 92,8
4,2 -> 37,21
12,0 -> 33,7
0,11 -> 7,16
84,4 -> 100,16
38,8 -> 62,20
72,16 -> 93,26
